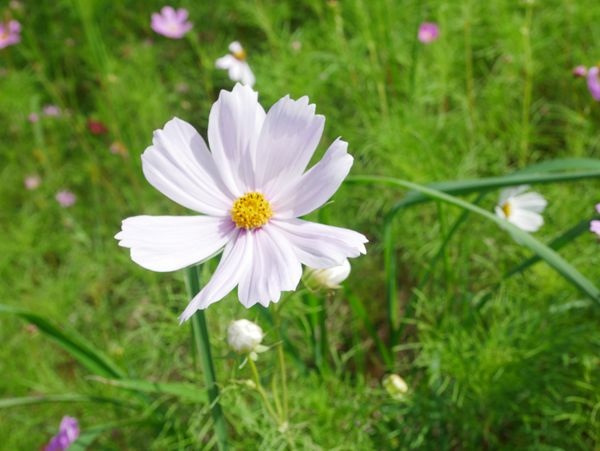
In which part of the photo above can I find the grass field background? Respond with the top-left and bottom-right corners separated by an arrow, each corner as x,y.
1,0 -> 600,449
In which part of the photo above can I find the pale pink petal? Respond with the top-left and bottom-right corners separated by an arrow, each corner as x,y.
509,209 -> 544,232
175,8 -> 189,22
142,117 -> 234,216
240,63 -> 255,87
179,231 -> 251,321
215,54 -> 236,70
208,84 -> 266,196
255,96 -> 325,198
116,215 -> 234,272
272,138 -> 352,218
238,226 -> 302,307
512,192 -> 547,213
272,218 -> 367,268
590,220 -> 600,236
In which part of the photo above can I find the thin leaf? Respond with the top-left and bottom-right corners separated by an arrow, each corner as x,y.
0,394 -> 135,409
90,377 -> 206,402
0,304 -> 125,379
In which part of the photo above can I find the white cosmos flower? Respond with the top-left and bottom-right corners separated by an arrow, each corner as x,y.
215,41 -> 255,87
305,258 -> 351,290
116,84 -> 368,322
494,185 -> 547,232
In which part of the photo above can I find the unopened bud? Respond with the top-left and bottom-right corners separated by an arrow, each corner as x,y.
383,374 -> 409,401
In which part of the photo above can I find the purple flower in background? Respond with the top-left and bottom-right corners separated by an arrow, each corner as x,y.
418,22 -> 439,44
44,416 -> 80,451
586,66 -> 600,101
56,190 -> 76,208
591,204 -> 600,237
28,112 -> 39,123
24,174 -> 41,190
572,65 -> 587,78
151,6 -> 192,39
43,105 -> 61,117
0,20 -> 21,49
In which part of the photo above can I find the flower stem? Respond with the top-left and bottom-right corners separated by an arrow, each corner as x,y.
186,267 -> 228,451
247,357 -> 279,422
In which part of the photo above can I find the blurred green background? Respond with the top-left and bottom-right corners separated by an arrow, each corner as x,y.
1,0 -> 599,449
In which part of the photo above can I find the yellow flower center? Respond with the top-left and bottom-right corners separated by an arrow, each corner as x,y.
231,192 -> 272,229
501,201 -> 512,218
233,49 -> 247,61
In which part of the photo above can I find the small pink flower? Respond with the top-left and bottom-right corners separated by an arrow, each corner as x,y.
586,67 -> 600,101
592,204 -> 600,237
43,105 -> 61,117
44,416 -> 80,451
572,65 -> 587,78
0,20 -> 21,49
24,174 -> 41,190
151,6 -> 192,39
418,22 -> 439,44
28,112 -> 39,123
56,190 -> 76,208
87,119 -> 108,135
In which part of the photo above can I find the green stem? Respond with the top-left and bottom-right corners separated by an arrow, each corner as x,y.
247,357 -> 279,422
273,306 -> 289,422
186,267 -> 228,451
520,2 -> 534,165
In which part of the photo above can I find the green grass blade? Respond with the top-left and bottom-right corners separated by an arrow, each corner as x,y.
351,175 -> 600,308
90,377 -> 206,403
0,304 -> 125,379
381,167 -> 600,212
0,394 -> 135,409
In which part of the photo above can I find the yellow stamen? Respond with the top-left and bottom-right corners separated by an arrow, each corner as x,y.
501,201 -> 511,218
232,49 -> 247,61
231,192 -> 272,229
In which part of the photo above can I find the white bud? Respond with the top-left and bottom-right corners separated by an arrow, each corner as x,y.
227,319 -> 264,354
383,374 -> 409,401
306,259 -> 351,290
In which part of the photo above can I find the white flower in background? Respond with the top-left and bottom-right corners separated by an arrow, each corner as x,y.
305,259 -> 351,290
494,185 -> 547,232
115,84 -> 368,322
227,319 -> 264,354
382,374 -> 409,401
215,41 -> 255,87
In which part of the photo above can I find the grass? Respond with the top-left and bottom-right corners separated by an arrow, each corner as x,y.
1,0 -> 600,449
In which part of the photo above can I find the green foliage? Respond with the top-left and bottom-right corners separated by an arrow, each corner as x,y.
1,0 -> 600,449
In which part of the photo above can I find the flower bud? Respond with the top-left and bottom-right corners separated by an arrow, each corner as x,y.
227,319 -> 263,354
305,259 -> 351,290
383,374 -> 409,401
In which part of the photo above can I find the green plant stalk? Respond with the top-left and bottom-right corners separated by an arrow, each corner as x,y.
186,267 -> 228,451
520,2 -> 534,165
247,357 -> 280,423
273,306 -> 289,422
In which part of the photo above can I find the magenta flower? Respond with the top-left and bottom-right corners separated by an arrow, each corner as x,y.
572,65 -> 587,78
591,203 -> 600,237
151,6 -> 192,39
24,174 -> 41,190
418,22 -> 439,44
56,190 -> 76,207
43,105 -> 61,117
586,66 -> 600,101
0,20 -> 21,49
44,416 -> 80,451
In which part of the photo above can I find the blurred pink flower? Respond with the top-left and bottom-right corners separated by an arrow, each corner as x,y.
591,204 -> 600,237
587,67 -> 600,101
151,6 -> 192,39
87,119 -> 108,135
418,22 -> 439,44
572,65 -> 587,78
0,20 -> 21,49
24,174 -> 41,190
43,105 -> 61,117
44,416 -> 80,451
56,190 -> 76,208
28,112 -> 39,123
